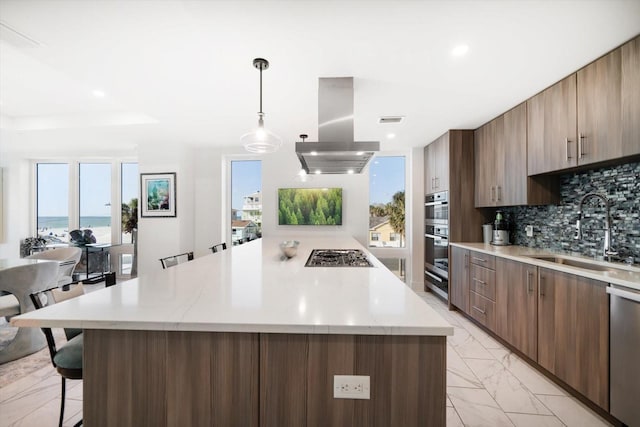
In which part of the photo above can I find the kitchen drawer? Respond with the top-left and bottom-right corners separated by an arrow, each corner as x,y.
469,251 -> 496,270
469,290 -> 496,332
470,264 -> 496,301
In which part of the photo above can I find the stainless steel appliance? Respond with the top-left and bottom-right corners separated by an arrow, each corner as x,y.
305,249 -> 374,267
491,210 -> 510,246
607,284 -> 640,427
425,191 -> 449,300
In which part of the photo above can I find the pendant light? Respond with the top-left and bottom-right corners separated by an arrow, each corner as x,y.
240,58 -> 282,153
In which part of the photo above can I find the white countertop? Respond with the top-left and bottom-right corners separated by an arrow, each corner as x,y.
12,237 -> 453,336
450,243 -> 640,291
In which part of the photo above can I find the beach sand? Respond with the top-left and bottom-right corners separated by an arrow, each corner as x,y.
39,226 -> 130,245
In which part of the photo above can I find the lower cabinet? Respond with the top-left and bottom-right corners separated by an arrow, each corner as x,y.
537,267 -> 609,410
496,258 -> 538,361
449,247 -> 469,313
448,249 -> 611,411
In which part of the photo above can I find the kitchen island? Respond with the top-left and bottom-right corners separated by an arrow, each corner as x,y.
13,236 -> 453,427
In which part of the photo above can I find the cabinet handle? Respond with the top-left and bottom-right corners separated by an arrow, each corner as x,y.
526,271 -> 533,294
473,278 -> 486,285
472,257 -> 487,263
435,177 -> 439,188
472,305 -> 486,315
464,253 -> 468,269
578,133 -> 585,159
565,138 -> 571,161
539,275 -> 545,297
490,186 -> 495,202
497,186 -> 502,201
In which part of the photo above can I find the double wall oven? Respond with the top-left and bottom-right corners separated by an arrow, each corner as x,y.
424,191 -> 449,300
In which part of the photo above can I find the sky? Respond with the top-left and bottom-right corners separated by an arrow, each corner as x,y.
37,156 -> 403,217
37,162 -> 139,217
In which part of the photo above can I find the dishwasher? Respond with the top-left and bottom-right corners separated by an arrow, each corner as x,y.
607,284 -> 640,427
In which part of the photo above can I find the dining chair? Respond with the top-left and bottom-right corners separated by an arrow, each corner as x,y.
30,283 -> 85,427
159,251 -> 194,269
26,247 -> 83,286
209,243 -> 227,253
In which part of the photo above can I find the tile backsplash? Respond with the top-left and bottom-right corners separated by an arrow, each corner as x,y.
501,161 -> 640,263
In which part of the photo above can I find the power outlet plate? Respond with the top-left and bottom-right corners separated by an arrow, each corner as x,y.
333,375 -> 370,399
526,225 -> 534,237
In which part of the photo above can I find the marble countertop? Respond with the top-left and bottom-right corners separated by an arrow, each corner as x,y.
449,243 -> 640,291
12,236 -> 453,336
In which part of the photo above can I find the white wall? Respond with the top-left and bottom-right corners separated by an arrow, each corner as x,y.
410,146 -> 424,291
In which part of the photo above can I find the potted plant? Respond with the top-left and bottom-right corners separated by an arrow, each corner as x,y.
122,198 -> 138,276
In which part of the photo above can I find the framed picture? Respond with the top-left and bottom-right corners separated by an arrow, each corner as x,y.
140,172 -> 176,217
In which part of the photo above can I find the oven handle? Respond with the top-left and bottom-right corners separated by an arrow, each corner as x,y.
425,270 -> 444,283
425,233 -> 448,240
607,286 -> 640,303
425,201 -> 448,207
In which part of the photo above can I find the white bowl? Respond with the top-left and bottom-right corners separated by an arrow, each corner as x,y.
279,240 -> 300,258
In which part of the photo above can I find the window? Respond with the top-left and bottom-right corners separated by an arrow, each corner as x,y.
35,160 -> 138,277
37,164 -> 70,243
80,163 -> 112,244
231,160 -> 262,244
369,156 -> 405,248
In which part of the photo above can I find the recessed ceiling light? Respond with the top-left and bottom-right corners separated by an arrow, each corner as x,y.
347,169 -> 354,174
387,133 -> 396,139
92,89 -> 106,98
451,44 -> 469,57
310,151 -> 318,156
315,170 -> 322,174
356,151 -> 364,156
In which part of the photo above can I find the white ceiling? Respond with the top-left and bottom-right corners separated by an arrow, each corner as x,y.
1,0 -> 639,153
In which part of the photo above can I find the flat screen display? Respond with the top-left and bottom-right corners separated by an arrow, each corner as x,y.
278,188 -> 342,225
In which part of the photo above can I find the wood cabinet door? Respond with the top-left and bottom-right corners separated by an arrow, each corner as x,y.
500,103 -> 527,206
577,47 -> 622,165
527,74 -> 578,175
434,133 -> 450,192
474,121 -> 499,207
449,247 -> 469,313
424,144 -> 434,193
496,258 -> 537,361
622,36 -> 640,157
537,268 -> 608,409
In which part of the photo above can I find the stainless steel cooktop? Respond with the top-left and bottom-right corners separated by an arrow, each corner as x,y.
305,249 -> 374,267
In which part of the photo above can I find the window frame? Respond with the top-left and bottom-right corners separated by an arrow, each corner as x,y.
224,155 -> 263,246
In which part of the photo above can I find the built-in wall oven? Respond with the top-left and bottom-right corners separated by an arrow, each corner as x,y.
425,191 -> 449,300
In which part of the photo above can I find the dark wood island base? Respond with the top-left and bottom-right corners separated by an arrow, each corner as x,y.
84,330 -> 446,426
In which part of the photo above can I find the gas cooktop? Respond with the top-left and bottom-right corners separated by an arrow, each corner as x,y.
305,249 -> 374,267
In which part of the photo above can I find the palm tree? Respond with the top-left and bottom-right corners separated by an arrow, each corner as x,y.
388,191 -> 405,246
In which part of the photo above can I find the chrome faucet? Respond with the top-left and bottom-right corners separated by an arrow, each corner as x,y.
575,192 -> 618,260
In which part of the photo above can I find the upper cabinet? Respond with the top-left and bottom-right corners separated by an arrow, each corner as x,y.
424,132 -> 450,193
527,35 -> 640,175
577,47 -> 623,165
527,74 -> 578,175
475,103 -> 557,208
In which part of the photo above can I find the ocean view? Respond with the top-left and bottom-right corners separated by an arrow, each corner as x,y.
38,216 -> 111,229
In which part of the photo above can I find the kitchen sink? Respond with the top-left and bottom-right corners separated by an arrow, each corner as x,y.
526,255 -> 628,273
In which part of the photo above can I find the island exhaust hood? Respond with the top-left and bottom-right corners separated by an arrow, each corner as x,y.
296,77 -> 379,174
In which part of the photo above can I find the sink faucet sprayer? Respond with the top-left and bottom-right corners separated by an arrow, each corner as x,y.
575,192 -> 618,260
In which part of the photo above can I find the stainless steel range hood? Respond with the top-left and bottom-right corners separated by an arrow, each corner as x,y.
296,77 -> 379,174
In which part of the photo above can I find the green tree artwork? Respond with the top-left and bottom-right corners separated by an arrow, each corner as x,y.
278,188 -> 342,225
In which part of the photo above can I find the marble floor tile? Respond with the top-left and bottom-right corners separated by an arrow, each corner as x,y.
488,348 -> 566,396
536,394 -> 612,427
506,413 -> 565,427
0,365 -> 56,404
1,373 -> 61,425
10,396 -> 82,427
447,345 -> 483,388
459,319 -> 503,350
448,326 -> 495,360
447,406 -> 465,427
446,395 -> 453,407
447,386 -> 515,427
465,358 -> 551,415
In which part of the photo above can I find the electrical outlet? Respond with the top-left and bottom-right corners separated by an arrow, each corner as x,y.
333,375 -> 370,399
526,225 -> 534,237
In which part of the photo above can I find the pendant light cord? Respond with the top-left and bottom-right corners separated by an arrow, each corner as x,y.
259,66 -> 263,115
